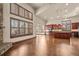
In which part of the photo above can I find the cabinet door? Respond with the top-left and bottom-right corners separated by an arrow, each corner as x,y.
72,23 -> 79,29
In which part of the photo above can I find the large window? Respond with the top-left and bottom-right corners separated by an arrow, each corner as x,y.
19,7 -> 25,17
10,3 -> 19,15
10,18 -> 33,38
10,19 -> 19,37
28,23 -> 33,34
10,3 -> 33,21
19,21 -> 25,35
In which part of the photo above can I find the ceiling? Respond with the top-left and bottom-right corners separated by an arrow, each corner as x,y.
28,3 -> 79,21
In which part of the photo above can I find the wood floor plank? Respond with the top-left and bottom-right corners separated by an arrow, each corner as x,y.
3,35 -> 79,56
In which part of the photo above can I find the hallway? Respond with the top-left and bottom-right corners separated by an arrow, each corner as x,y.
3,35 -> 79,56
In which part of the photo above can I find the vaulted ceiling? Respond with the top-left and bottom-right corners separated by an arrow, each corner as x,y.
28,3 -> 79,20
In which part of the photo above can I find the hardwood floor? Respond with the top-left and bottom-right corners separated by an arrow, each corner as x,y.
3,35 -> 79,56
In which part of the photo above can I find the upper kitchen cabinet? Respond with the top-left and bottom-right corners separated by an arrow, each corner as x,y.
72,22 -> 79,29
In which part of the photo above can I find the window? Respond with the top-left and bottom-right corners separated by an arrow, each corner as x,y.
24,10 -> 29,19
19,21 -> 25,35
28,23 -> 33,34
10,19 -> 19,37
10,3 -> 33,21
10,3 -> 19,15
28,12 -> 33,20
19,7 -> 25,17
25,22 -> 29,34
10,18 -> 33,38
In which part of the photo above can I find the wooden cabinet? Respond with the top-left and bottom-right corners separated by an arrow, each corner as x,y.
53,32 -> 71,39
72,22 -> 79,38
72,23 -> 79,29
72,32 -> 79,37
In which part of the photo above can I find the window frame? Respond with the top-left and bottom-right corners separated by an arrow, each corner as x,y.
10,17 -> 33,38
10,3 -> 33,21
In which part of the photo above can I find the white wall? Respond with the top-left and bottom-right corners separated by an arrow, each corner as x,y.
3,3 -> 46,43
64,15 -> 79,23
46,16 -> 79,25
3,3 -> 36,43
33,16 -> 46,34
70,17 -> 79,23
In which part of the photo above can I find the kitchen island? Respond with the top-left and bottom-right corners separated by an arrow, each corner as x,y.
49,30 -> 71,39
53,31 -> 71,39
